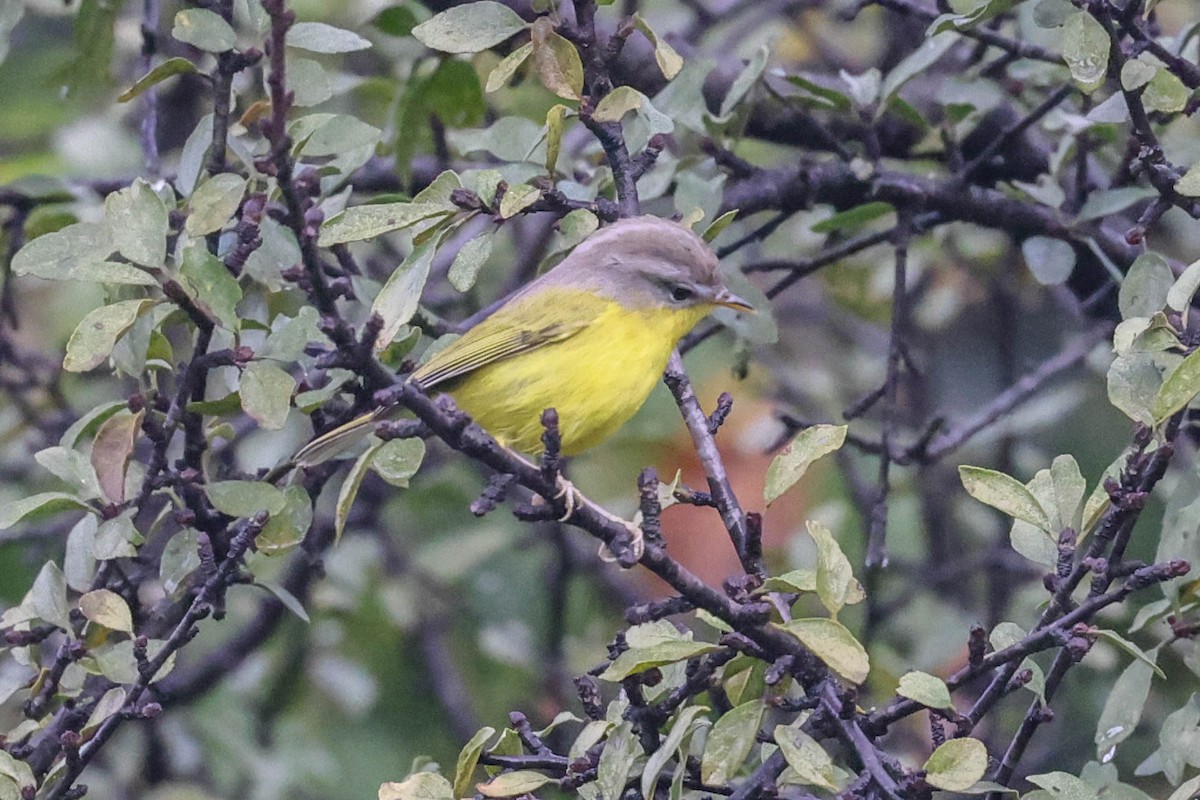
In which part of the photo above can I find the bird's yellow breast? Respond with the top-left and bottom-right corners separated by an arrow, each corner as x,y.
445,289 -> 709,456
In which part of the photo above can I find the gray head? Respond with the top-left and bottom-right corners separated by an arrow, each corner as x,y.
539,215 -> 751,311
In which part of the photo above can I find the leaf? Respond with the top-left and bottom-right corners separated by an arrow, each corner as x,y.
880,32 -> 956,105
703,210 -> 739,243
530,17 -> 583,100
1143,69 -> 1188,113
1061,11 -> 1110,90
288,57 -> 333,107
777,618 -> 870,684
1120,57 -> 1156,90
774,724 -> 838,790
545,103 -> 569,174
0,492 -> 89,530
180,243 -> 242,329
449,234 -> 493,292
477,771 -> 555,797
1095,653 -> 1156,762
700,699 -> 764,784
1177,163 -> 1200,198
94,512 -> 141,560
186,173 -> 246,236
240,362 -> 296,430
64,299 -> 154,373
372,236 -> 441,351
379,772 -> 454,800
91,411 -> 143,504
1095,630 -> 1165,678
82,687 -> 126,734
412,1 -> 527,54
807,519 -> 860,616
600,640 -> 722,681
105,179 -> 169,268
596,721 -> 639,800
1119,252 -> 1173,319
336,442 -> 381,543
372,438 -> 426,488
811,202 -> 894,234
486,41 -> 534,92
642,706 -> 710,800
1166,257 -> 1200,319
30,561 -> 73,631
172,8 -> 237,53
11,222 -> 149,285
1027,772 -> 1099,800
718,44 -> 770,119
257,485 -> 313,555
1108,353 -> 1161,424
632,14 -> 683,79
118,57 -> 199,102
454,727 -> 496,799
897,670 -> 954,710
160,529 -> 200,595
259,306 -> 321,361
205,481 -> 286,517
1166,775 -> 1200,800
318,202 -> 451,246
35,446 -> 103,500
498,184 -> 540,218
1022,236 -> 1076,285
65,515 -> 98,592
1077,187 -> 1157,223
959,465 -> 1053,531
286,22 -> 371,53
924,738 -> 989,791
79,589 -> 134,633
764,424 -> 846,505
1153,347 -> 1200,423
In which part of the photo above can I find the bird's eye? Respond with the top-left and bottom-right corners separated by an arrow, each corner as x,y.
670,285 -> 694,303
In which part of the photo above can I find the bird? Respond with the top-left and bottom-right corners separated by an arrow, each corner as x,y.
294,214 -> 752,554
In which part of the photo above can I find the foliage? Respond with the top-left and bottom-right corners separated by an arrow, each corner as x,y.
0,0 -> 1199,799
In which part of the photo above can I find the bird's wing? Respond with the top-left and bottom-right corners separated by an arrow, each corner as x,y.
411,310 -> 594,390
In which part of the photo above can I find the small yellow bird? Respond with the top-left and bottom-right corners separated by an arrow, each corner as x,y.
296,215 -> 750,468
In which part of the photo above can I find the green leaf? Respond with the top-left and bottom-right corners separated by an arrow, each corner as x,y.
1143,68 -> 1188,113
897,670 -> 954,710
179,243 -> 242,329
531,17 -> 584,100
784,74 -> 851,110
764,425 -> 847,505
1120,56 -> 1156,90
811,201 -> 894,234
286,22 -> 371,53
642,706 -> 710,799
777,618 -> 870,684
498,183 -> 540,218
1061,11 -> 1110,91
600,640 -> 722,681
1108,352 -> 1161,424
372,438 -> 426,487
412,1 -> 527,54
1095,651 -> 1156,762
1077,187 -> 1157,223
288,57 -> 333,107
632,14 -> 683,79
1022,236 -> 1076,285
93,515 -> 143,560
172,8 -> 237,53
1177,163 -> 1200,198
205,481 -> 286,517
1153,347 -> 1200,423
545,103 -> 569,174
700,699 -> 764,784
1166,775 -> 1200,800
318,202 -> 451,246
0,492 -> 91,531
453,727 -> 496,800
12,222 -> 150,286
336,442 -> 381,543
703,210 -> 739,243
160,529 -> 200,595
30,561 -> 73,631
240,362 -> 296,430
774,723 -> 838,790
105,179 -> 169,268
593,86 -> 646,123
118,57 -> 199,102
959,465 -> 1053,531
448,234 -> 493,292
478,771 -> 555,798
79,588 -> 134,633
81,687 -> 126,734
64,299 -> 154,373
372,236 -> 441,351
1027,772 -> 1099,800
186,173 -> 246,236
259,306 -> 322,361
1166,257 -> 1200,318
1119,252 -> 1173,319
717,44 -> 770,119
924,738 -> 989,792
65,515 -> 98,592
486,41 -> 534,92
379,773 -> 455,800
596,721 -> 639,800
1095,630 -> 1165,678
35,446 -> 103,500
807,519 -> 862,616
880,32 -> 956,106
257,485 -> 313,555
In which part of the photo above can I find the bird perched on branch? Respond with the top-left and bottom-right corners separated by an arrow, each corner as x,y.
295,215 -> 752,555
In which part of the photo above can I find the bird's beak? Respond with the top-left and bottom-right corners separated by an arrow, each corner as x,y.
713,287 -> 755,312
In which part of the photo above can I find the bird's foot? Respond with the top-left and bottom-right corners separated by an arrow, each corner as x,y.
553,475 -> 580,522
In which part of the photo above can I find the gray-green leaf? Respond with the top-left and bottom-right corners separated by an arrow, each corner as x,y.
412,1 -> 527,54
764,424 -> 847,505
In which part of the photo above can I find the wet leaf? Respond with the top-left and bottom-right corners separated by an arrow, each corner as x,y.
1095,652 -> 1156,762
777,618 -> 870,684
764,424 -> 846,505
774,723 -> 838,790
371,438 -> 426,488
180,243 -> 242,329
1061,11 -> 1110,90
240,361 -> 296,430
959,465 -> 1053,531
700,699 -> 764,784
600,640 -> 721,681
1153,347 -> 1200,423
63,300 -> 154,373
486,41 -> 534,92
807,519 -> 861,616
319,202 -> 450,246
449,234 -> 493,292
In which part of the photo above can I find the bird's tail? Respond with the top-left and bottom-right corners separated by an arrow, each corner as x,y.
294,406 -> 393,467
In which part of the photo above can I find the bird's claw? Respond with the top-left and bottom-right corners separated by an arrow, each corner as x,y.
554,475 -> 579,522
